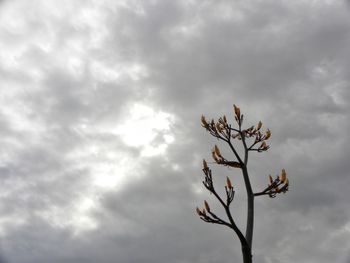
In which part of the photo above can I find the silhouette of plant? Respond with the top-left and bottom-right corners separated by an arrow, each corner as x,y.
196,105 -> 289,263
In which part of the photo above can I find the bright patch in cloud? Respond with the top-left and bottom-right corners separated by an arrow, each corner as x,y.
91,154 -> 137,189
115,103 -> 175,156
54,103 -> 176,233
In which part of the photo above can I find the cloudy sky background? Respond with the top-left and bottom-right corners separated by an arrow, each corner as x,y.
0,0 -> 350,262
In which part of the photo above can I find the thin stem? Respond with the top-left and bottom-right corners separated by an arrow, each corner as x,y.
238,122 -> 254,249
227,126 -> 243,164
201,168 -> 249,249
242,166 -> 254,248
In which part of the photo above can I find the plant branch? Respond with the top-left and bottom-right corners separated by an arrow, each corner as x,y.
200,166 -> 249,248
197,106 -> 288,263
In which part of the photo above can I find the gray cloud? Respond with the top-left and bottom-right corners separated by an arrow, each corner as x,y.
0,0 -> 350,263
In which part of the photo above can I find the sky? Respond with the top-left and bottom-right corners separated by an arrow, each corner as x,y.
0,0 -> 350,262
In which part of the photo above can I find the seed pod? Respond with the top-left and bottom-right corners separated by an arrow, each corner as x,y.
204,200 -> 210,212
226,176 -> 233,188
196,207 -> 202,216
269,175 -> 273,184
223,115 -> 227,123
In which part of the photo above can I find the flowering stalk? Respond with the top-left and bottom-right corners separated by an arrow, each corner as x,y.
196,105 -> 289,263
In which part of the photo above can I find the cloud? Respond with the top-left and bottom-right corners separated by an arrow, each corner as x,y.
0,0 -> 350,262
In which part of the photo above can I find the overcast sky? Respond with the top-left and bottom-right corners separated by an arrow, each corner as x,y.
0,0 -> 350,262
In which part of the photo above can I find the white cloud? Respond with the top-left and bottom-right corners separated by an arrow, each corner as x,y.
114,103 -> 175,149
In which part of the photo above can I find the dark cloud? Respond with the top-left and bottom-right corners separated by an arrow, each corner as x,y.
0,0 -> 349,263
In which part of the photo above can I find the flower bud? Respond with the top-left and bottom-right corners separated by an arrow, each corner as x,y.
269,175 -> 273,184
259,141 -> 267,149
257,121 -> 262,130
233,104 -> 240,118
216,122 -> 223,133
211,119 -> 215,126
226,176 -> 232,188
214,145 -> 222,158
196,207 -> 202,216
201,115 -> 208,128
204,200 -> 210,212
280,169 -> 287,183
203,159 -> 208,170
212,150 -> 219,163
246,125 -> 254,133
265,129 -> 271,140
